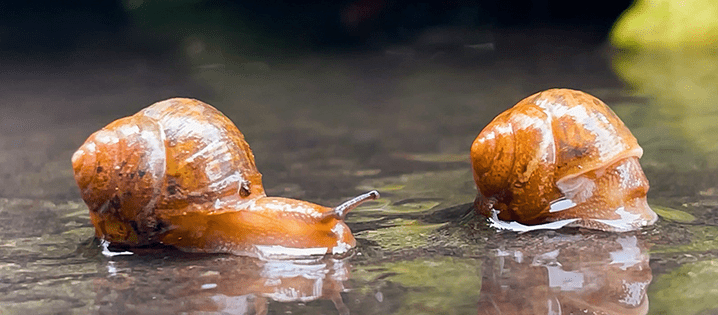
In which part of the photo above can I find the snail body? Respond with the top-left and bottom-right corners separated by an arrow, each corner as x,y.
471,89 -> 657,231
72,98 -> 378,257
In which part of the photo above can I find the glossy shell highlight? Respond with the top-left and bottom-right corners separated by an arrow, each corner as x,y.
72,98 -> 377,257
471,89 -> 657,231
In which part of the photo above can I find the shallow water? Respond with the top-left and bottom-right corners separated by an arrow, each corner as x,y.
2,32 -> 718,315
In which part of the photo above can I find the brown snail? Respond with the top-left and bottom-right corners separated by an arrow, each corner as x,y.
71,98 -> 378,257
470,88 -> 657,231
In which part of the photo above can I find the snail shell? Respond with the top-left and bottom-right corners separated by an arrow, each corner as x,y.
470,89 -> 657,231
72,98 -> 378,257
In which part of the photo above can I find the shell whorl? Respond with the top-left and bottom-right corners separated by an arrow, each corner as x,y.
471,89 -> 657,231
138,98 -> 265,216
72,98 -> 265,243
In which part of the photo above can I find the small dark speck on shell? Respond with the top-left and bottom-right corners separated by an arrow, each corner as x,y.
110,195 -> 121,210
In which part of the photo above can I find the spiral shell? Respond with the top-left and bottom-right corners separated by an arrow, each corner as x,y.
470,89 -> 657,231
72,98 -> 378,257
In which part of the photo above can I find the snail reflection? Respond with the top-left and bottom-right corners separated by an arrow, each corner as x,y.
95,251 -> 351,315
179,257 -> 350,314
477,232 -> 652,315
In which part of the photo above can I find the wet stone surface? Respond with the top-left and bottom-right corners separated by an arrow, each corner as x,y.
2,35 -> 718,314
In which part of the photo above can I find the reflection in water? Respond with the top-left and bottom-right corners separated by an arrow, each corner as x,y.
94,254 -> 350,315
477,232 -> 651,315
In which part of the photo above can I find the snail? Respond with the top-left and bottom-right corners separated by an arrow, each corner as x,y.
470,88 -> 658,232
71,98 -> 378,257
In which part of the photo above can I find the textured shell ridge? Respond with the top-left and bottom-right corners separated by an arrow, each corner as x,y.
470,88 -> 658,231
141,115 -> 167,217
533,89 -> 642,179
141,98 -> 266,217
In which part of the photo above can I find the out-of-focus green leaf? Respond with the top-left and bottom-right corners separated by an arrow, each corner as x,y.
611,0 -> 718,49
612,51 -> 718,169
652,205 -> 696,223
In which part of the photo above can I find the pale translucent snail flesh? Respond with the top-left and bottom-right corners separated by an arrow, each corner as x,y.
470,89 -> 657,231
71,98 -> 378,257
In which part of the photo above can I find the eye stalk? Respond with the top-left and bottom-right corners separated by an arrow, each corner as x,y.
72,97 -> 381,257
322,190 -> 380,221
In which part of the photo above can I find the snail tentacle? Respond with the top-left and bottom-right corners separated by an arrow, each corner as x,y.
72,98 -> 380,257
323,190 -> 380,221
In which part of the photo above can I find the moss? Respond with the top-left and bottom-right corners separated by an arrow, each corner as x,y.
353,257 -> 481,315
355,219 -> 447,251
651,225 -> 718,254
649,260 -> 718,314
